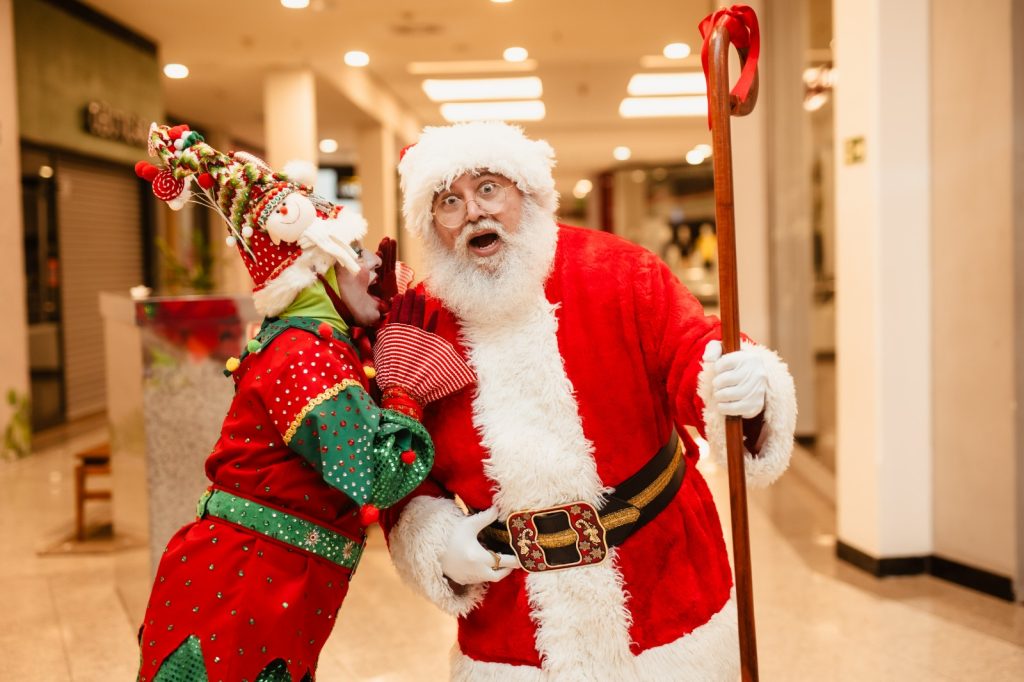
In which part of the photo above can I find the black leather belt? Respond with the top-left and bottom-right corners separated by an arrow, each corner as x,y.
478,432 -> 685,572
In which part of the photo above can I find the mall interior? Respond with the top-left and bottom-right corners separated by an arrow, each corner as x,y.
0,0 -> 1021,679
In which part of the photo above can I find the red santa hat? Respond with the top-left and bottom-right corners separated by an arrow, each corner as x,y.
137,123 -> 366,317
397,121 -> 559,238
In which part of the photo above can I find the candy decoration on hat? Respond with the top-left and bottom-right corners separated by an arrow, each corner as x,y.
152,170 -> 185,201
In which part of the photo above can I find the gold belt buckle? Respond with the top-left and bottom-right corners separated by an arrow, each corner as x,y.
505,501 -> 608,573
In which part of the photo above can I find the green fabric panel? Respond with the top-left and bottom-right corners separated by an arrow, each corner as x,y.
280,268 -> 349,336
152,635 -> 207,682
197,490 -> 363,570
371,409 -> 434,508
288,389 -> 433,508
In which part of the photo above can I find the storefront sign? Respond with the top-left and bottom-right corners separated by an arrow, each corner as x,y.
82,100 -> 149,147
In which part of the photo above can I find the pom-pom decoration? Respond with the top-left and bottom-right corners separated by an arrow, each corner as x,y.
363,365 -> 377,380
225,357 -> 240,373
317,322 -> 334,339
152,169 -> 185,201
358,504 -> 380,526
246,339 -> 262,353
197,173 -> 215,189
400,449 -> 416,465
168,124 -> 190,140
134,161 -> 160,182
241,225 -> 254,239
225,235 -> 237,247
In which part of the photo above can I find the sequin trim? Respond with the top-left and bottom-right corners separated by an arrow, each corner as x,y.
283,380 -> 364,445
198,489 -> 364,570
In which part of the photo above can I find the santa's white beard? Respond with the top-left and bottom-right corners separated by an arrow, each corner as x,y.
423,198 -> 558,326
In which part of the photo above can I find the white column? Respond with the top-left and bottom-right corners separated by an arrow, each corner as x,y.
0,0 -> 29,441
763,0 -> 817,435
264,69 -> 318,171
833,0 -> 932,558
356,124 -> 397,249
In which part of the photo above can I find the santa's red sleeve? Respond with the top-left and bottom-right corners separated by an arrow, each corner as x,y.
379,477 -> 488,617
633,250 -> 796,487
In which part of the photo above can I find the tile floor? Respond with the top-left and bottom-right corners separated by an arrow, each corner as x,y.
1,424 -> 1022,681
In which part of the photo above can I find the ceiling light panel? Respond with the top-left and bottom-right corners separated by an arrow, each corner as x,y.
619,96 -> 708,118
627,72 -> 706,96
408,59 -> 537,75
440,100 -> 545,122
503,47 -> 529,62
423,77 -> 542,102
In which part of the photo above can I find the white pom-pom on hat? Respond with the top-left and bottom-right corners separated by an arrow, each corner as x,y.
397,121 -> 559,238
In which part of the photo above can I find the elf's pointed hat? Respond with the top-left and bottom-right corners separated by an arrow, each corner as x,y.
397,121 -> 559,238
136,123 -> 367,316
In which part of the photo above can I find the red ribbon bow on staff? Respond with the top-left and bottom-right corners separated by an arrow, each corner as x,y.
698,4 -> 760,129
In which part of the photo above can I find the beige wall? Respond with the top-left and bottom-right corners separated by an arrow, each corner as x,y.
13,0 -> 162,165
0,0 -> 29,440
931,0 -> 1018,579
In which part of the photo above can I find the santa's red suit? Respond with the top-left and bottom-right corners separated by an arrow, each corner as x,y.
382,222 -> 796,681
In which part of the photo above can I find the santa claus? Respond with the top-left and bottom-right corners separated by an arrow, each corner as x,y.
375,121 -> 797,681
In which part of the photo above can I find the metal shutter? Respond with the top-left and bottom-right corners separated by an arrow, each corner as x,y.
56,158 -> 143,419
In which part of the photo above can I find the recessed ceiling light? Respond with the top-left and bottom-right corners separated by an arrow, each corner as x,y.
319,139 -> 339,154
38,165 -> 54,179
440,100 -> 545,122
663,42 -> 691,59
573,179 -> 593,199
503,46 -> 529,62
281,0 -> 309,8
163,63 -> 189,79
613,146 -> 632,161
344,51 -> 370,67
423,77 -> 542,102
618,96 -> 708,118
695,143 -> 712,157
627,72 -> 705,96
491,0 -> 514,3
408,59 -> 537,75
686,149 -> 706,165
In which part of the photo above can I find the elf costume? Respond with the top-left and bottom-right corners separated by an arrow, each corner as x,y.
133,124 -> 471,682
377,122 -> 798,681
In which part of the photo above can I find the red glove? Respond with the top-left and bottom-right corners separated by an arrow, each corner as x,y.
373,291 -> 476,420
369,237 -> 398,313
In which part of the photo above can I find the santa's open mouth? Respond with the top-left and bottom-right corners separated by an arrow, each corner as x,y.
467,230 -> 501,257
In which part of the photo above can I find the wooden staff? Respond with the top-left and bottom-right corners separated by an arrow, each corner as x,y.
703,7 -> 761,682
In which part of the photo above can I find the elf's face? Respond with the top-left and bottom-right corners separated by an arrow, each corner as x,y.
430,172 -> 524,262
335,243 -> 384,326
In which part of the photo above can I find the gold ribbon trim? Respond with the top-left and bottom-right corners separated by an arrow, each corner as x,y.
283,379 -> 364,445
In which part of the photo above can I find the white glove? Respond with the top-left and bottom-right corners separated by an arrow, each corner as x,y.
441,507 -> 519,586
702,340 -> 767,419
297,219 -> 361,275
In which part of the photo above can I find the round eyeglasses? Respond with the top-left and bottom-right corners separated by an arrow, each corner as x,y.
432,180 -> 511,229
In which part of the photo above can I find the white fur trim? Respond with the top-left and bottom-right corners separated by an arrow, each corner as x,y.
250,246 -> 334,318
387,496 -> 488,618
329,208 -> 368,243
698,341 -> 797,488
450,595 -> 740,682
461,286 -> 642,678
398,122 -> 559,238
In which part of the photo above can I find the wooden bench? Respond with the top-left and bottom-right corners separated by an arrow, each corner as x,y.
74,443 -> 111,541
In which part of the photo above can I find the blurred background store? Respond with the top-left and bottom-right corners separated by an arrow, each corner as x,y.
0,0 -> 1021,679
